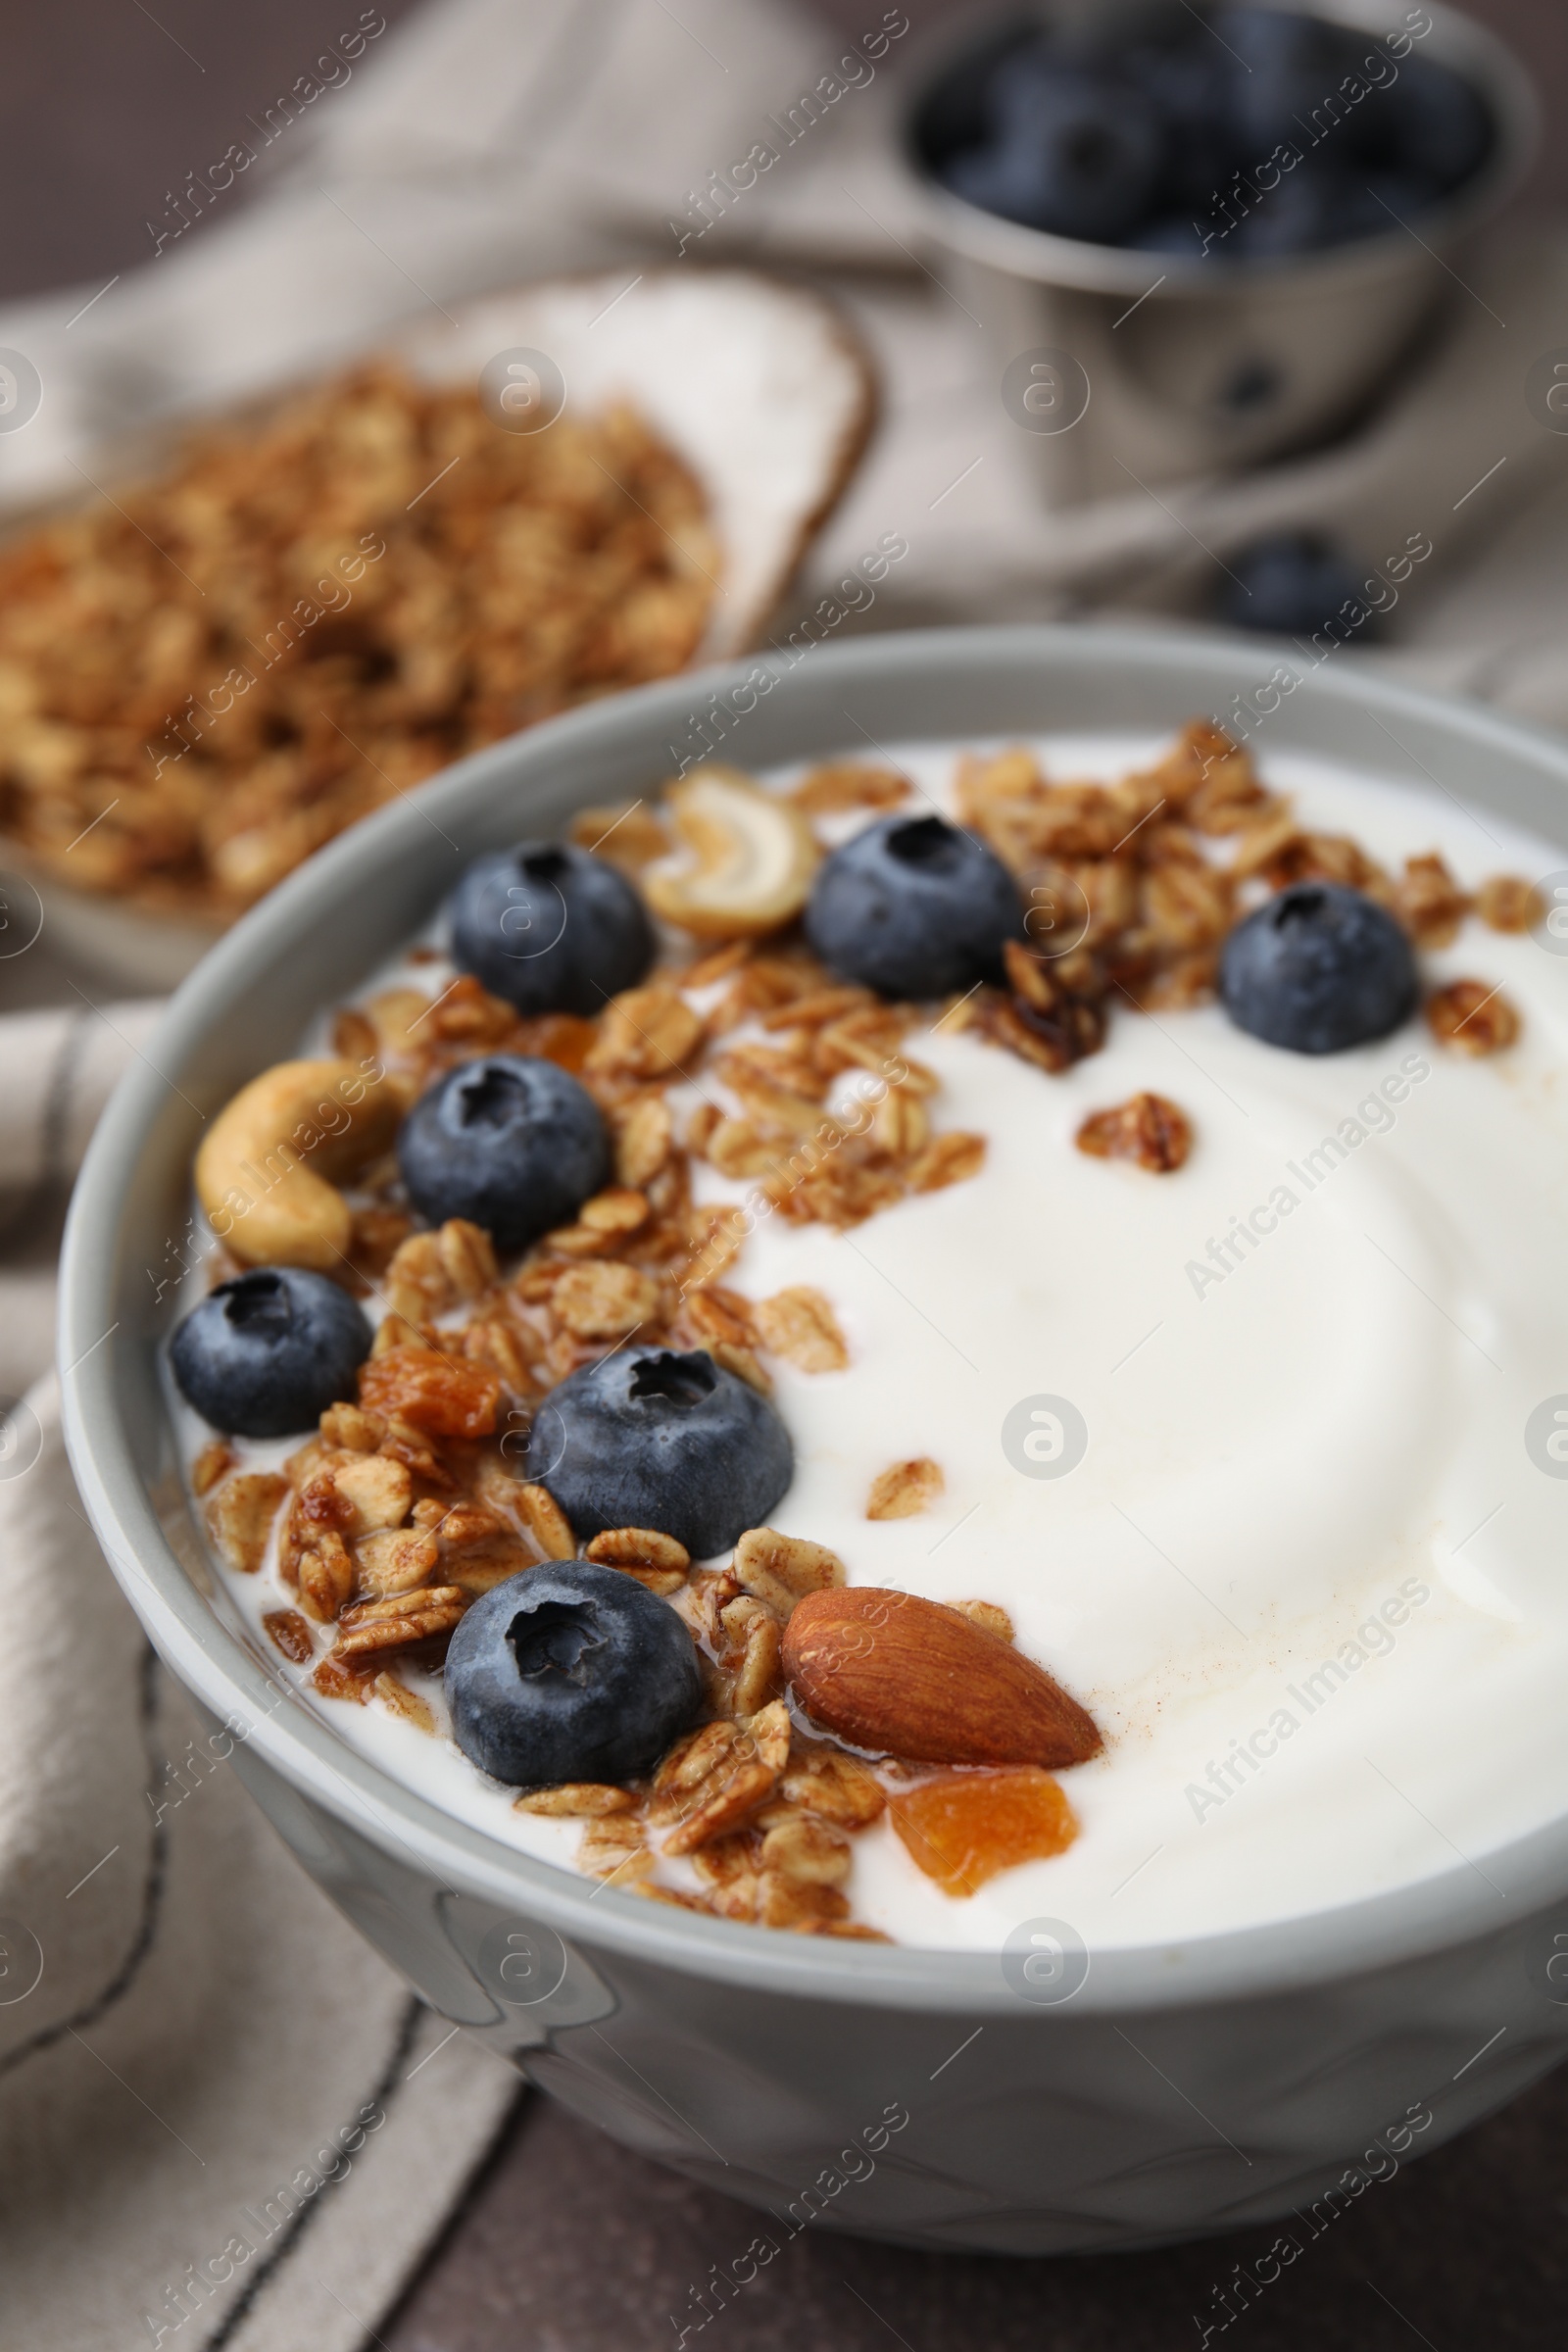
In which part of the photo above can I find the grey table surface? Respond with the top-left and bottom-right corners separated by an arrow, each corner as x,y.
6,4 -> 1568,2345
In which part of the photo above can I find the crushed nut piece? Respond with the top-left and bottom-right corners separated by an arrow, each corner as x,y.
1075,1091 -> 1192,1173
707,1116 -> 779,1180
635,1882 -> 715,1913
679,938 -> 754,989
758,1869 -> 851,1930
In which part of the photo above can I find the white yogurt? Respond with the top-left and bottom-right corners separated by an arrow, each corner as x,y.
188,736 -> 1568,1950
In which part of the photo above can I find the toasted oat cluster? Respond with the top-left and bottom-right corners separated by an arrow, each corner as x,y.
0,365 -> 714,913
945,721 -> 1532,1063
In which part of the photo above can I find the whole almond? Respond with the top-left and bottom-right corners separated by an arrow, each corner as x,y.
782,1588 -> 1102,1769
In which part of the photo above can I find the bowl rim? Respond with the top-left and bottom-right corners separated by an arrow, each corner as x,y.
893,0 -> 1541,297
59,620 -> 1568,2019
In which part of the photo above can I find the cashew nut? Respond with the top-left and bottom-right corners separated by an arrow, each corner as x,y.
645,766 -> 819,938
196,1057 -> 400,1271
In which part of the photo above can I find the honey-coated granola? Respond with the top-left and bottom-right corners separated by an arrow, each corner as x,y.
197,724 -> 1537,1936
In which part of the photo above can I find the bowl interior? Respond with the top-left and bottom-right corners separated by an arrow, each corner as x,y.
58,624 -> 1568,2010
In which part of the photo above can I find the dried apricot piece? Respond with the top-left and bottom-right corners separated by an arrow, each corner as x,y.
889,1768 -> 1078,1896
359,1347 -> 501,1438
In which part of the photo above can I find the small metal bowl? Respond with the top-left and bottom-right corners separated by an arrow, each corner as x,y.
896,0 -> 1539,503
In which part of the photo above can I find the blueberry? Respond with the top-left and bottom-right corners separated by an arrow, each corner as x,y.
805,814 -> 1022,1001
1229,161 -> 1348,260
1366,56 -> 1492,192
942,141 -> 1066,235
1125,39 -> 1239,210
945,62 -> 1166,243
445,1561 -> 703,1787
171,1266 -> 369,1439
448,841 -> 655,1017
1328,168 -> 1441,245
1221,882 -> 1417,1054
528,1347 -> 793,1561
398,1054 -> 609,1254
1216,7 -> 1351,154
1219,532 -> 1371,641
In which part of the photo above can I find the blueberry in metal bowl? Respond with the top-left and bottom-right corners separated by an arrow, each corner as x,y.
943,63 -> 1166,243
915,6 -> 1499,262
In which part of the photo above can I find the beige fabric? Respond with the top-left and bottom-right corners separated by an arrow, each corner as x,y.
1,2 -> 1566,2346
0,1383 -> 516,2351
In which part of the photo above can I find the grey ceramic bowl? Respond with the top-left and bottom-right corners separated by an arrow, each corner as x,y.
61,628 -> 1568,2255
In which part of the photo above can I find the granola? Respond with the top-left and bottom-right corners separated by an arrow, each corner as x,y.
1426,976 -> 1521,1055
1075,1092 -> 1193,1173
0,366 -> 714,916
